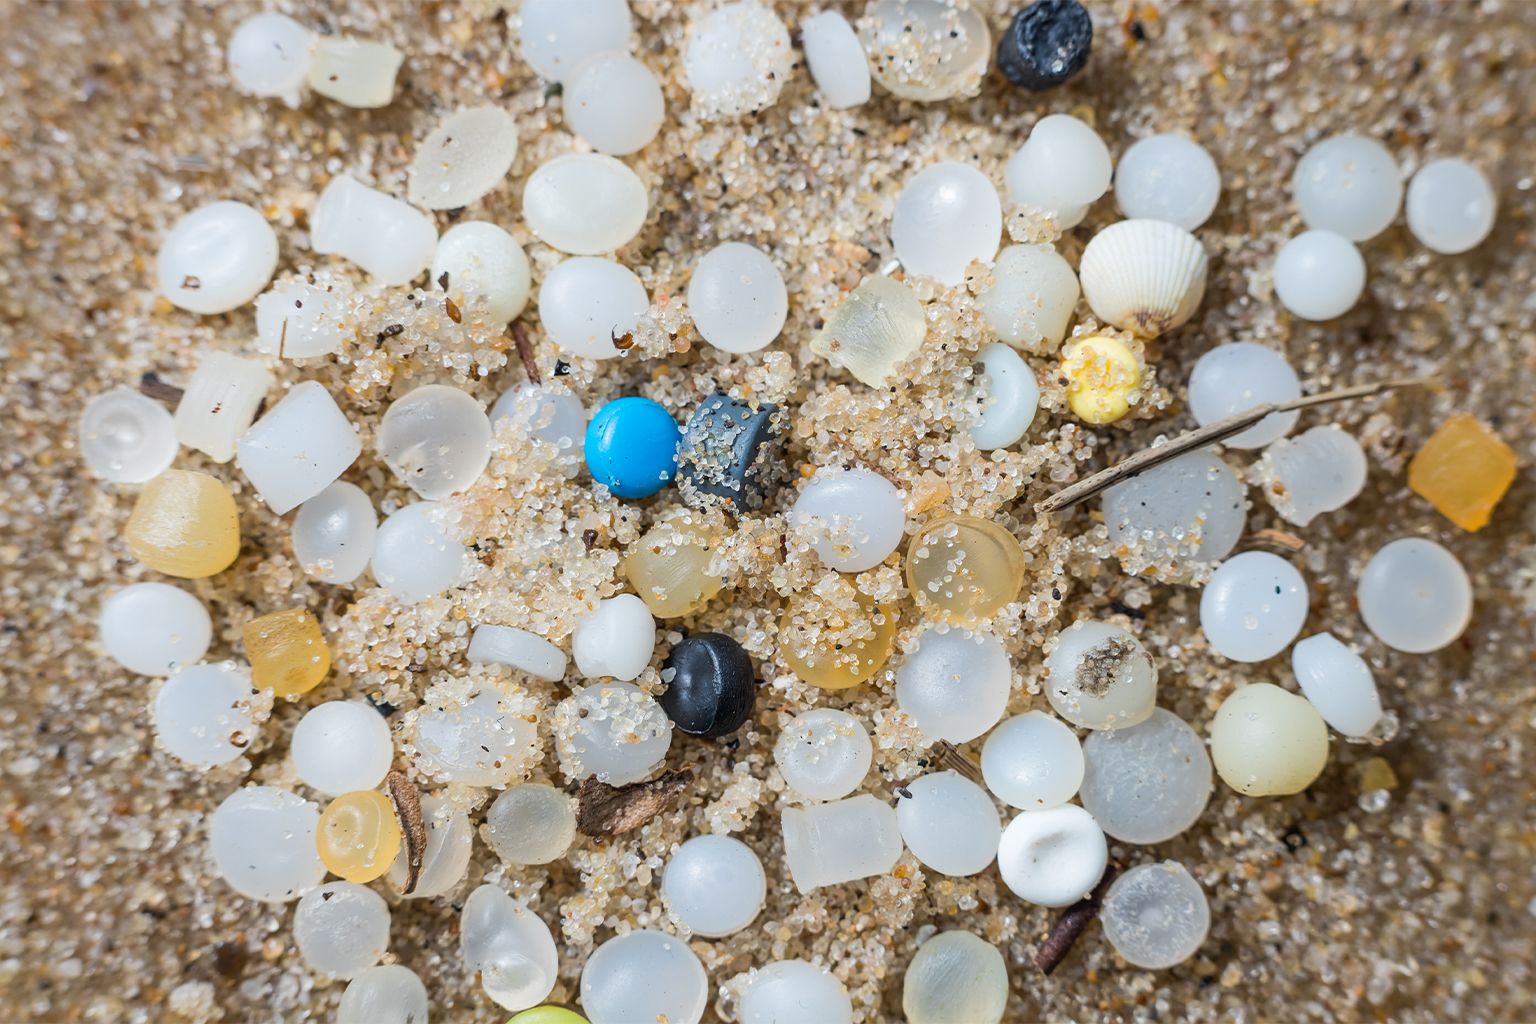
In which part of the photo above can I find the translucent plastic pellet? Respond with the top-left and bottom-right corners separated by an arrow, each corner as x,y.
740,960 -> 853,1024
292,481 -> 377,585
1357,537 -> 1472,653
687,242 -> 788,354
781,793 -> 903,894
413,687 -> 539,787
895,771 -> 1001,877
537,256 -> 648,359
809,275 -> 927,387
996,804 -> 1107,907
157,201 -> 279,314
1078,708 -> 1212,844
773,708 -> 873,802
408,106 -> 519,210
291,701 -> 394,796
554,681 -> 672,785
431,221 -> 532,324
310,174 -> 438,287
860,0 -> 991,102
461,884 -> 559,1011
800,11 -> 870,110
337,964 -> 429,1024
1114,134 -> 1222,230
1407,413 -> 1517,532
127,470 -> 242,578
1100,861 -> 1210,969
581,929 -> 708,1024
99,582 -> 211,676
1102,449 -> 1246,567
894,628 -> 1012,743
254,271 -> 355,358
492,383 -> 586,453
293,881 -> 391,979
152,661 -> 261,768
173,350 -> 273,463
625,518 -> 723,618
905,516 -> 1026,623
780,589 -> 897,690
243,607 -> 330,697
1004,114 -> 1110,225
1187,342 -> 1300,449
377,384 -> 492,501
517,0 -> 632,82
386,793 -> 474,899
468,625 -> 567,682
485,784 -> 576,865
1291,633 -> 1383,737
682,1 -> 793,118
891,161 -> 1002,287
237,380 -> 361,514
1044,620 -> 1156,730
663,834 -> 766,936
977,243 -> 1079,352
565,52 -> 666,155
209,786 -> 325,903
523,154 -> 648,256
788,467 -> 906,573
902,931 -> 1008,1024
970,342 -> 1039,451
308,37 -> 403,108
79,388 -> 177,483
317,790 -> 401,883
1252,425 -> 1368,527
1292,133 -> 1403,242
981,710 -> 1084,810
227,13 -> 313,104
1210,682 -> 1328,796
1406,157 -> 1497,254
572,594 -> 657,681
1273,229 -> 1366,322
1199,551 -> 1308,663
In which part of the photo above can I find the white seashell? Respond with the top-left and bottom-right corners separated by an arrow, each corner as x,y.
1078,219 -> 1208,337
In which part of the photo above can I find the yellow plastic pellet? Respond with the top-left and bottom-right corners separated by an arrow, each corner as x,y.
317,790 -> 401,883
243,608 -> 331,697
780,592 -> 897,690
125,470 -> 241,578
906,515 -> 1026,623
1407,412 -> 1516,532
1061,335 -> 1142,424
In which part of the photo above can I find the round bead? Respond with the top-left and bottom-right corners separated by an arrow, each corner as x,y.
971,342 -> 1039,451
1101,861 -> 1210,970
291,701 -> 394,796
460,884 -> 559,1011
255,271 -> 355,358
800,11 -> 870,110
1253,425 -> 1368,527
1273,229 -> 1366,321
1187,342 -> 1301,449
565,52 -> 666,155
1293,134 -> 1403,241
686,242 -> 788,354
157,201 -> 278,314
1102,449 -> 1246,567
896,771 -> 1002,877
1114,134 -> 1222,231
492,383 -> 586,454
431,221 -> 531,323
337,965 -> 429,1024
981,710 -> 1084,810
79,388 -> 178,483
780,794 -> 903,893
377,384 -> 493,501
293,482 -> 378,585
662,834 -> 766,936
978,243 -> 1079,351
997,804 -> 1107,907
523,154 -> 648,256
682,1 -> 793,118
1406,158 -> 1496,255
773,708 -> 873,802
581,929 -> 708,1024
310,175 -> 438,287
906,516 -> 1026,623
468,625 -> 568,682
385,793 -> 473,899
209,785 -> 325,903
370,502 -> 468,604
891,161 -> 1003,287
1078,707 -> 1211,844
1061,334 -> 1141,424
1357,537 -> 1472,653
227,13 -> 313,100
538,257 -> 649,359
894,628 -> 1011,743
996,0 -> 1093,92
740,960 -> 853,1024
407,106 -> 518,211
99,582 -> 211,676
317,790 -> 401,884
628,499 -> 720,611
152,662 -> 260,768
659,632 -> 755,738
485,784 -> 576,865
1044,620 -> 1156,730
509,1010 -> 589,1024
584,397 -> 681,499
902,931 -> 1008,1024
1210,682 -> 1328,796
294,881 -> 390,979
1291,633 -> 1383,737
413,687 -> 539,787
1199,551 -> 1309,663
555,682 -> 672,785
517,0 -> 632,82
1005,114 -> 1112,219
788,467 -> 905,573
572,594 -> 657,681
780,590 -> 898,690
860,0 -> 991,102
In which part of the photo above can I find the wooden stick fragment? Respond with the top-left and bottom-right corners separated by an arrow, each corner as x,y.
1035,861 -> 1121,975
576,764 -> 696,838
928,739 -> 983,785
511,320 -> 541,386
138,372 -> 185,405
385,769 -> 426,895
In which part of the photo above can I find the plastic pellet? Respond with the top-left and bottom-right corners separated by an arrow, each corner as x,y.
1044,620 -> 1156,730
580,929 -> 708,1024
1078,220 -> 1208,337
682,1 -> 793,118
308,37 -> 403,108
1291,633 -> 1384,738
800,11 -> 870,110
1199,551 -> 1309,663
977,243 -> 1080,352
572,594 -> 657,682
554,682 -> 672,785
468,625 -> 567,682
789,467 -> 906,573
1100,861 -> 1210,970
492,383 -> 587,454
126,470 -> 242,578
773,708 -> 873,802
1407,412 -> 1516,532
662,834 -> 766,936
740,960 -> 853,1024
385,793 -> 474,899
237,380 -> 361,514
1078,707 -> 1212,844
1292,133 -> 1403,242
860,0 -> 991,102
523,154 -> 648,256
209,786 -> 325,903
687,242 -> 788,354
779,589 -> 897,690
1406,157 -> 1497,254
894,628 -> 1012,743
460,884 -> 559,1012
970,341 -> 1039,451
254,271 -> 355,358
79,388 -> 178,483
981,710 -> 1084,810
1060,334 -> 1141,425
1114,134 -> 1222,230
413,687 -> 540,787
173,350 -> 274,463
152,661 -> 262,768
1004,114 -> 1111,225
485,784 -> 577,865
370,503 -> 468,603
780,793 -> 903,894
310,175 -> 438,287
996,0 -> 1092,92
565,52 -> 666,155
243,607 -> 330,698
538,256 -> 649,358
1210,682 -> 1328,796
1273,229 -> 1366,321
659,632 -> 755,738
227,13 -> 313,104
431,221 -> 532,324
896,771 -> 1002,877
517,0 -> 633,83
891,161 -> 1002,287
1253,425 -> 1368,527
678,393 -> 781,514
1187,342 -> 1301,449
157,201 -> 278,314
407,106 -> 518,210
584,396 -> 681,499
996,804 -> 1107,907
509,1010 -> 588,1024
901,930 -> 1008,1024
291,701 -> 393,796
1357,537 -> 1472,653
1102,449 -> 1246,567
317,790 -> 401,883
378,384 -> 492,501
293,881 -> 391,979
337,964 -> 429,1024
905,516 -> 1026,623
99,582 -> 211,676
292,482 -> 378,585
809,275 -> 927,387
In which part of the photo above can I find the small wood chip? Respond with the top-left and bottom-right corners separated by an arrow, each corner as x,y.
511,319 -> 540,386
576,764 -> 696,838
1035,861 -> 1120,975
445,296 -> 461,324
138,372 -> 184,405
1242,528 -> 1306,556
929,739 -> 982,784
385,769 -> 426,895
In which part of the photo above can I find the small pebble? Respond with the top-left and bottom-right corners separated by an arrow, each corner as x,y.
1102,449 -> 1246,567
970,341 -> 1039,450
789,467 -> 906,573
1045,620 -> 1156,730
584,396 -> 681,499
687,242 -> 788,354
157,201 -> 279,314
317,790 -> 401,883
1357,537 -> 1472,653
370,502 -> 468,604
152,661 -> 261,767
538,256 -> 649,358
1187,342 -> 1301,449
291,701 -> 394,796
781,793 -> 903,894
485,784 -> 577,865
996,804 -> 1107,907
1291,633 -> 1383,737
407,106 -> 518,210
1292,133 -> 1403,241
227,13 -> 313,103
678,393 -> 781,514
1406,157 -> 1497,254
565,51 -> 666,155
468,625 -> 568,682
773,708 -> 873,802
237,380 -> 361,514
173,350 -> 273,463
894,628 -> 1012,743
385,793 -> 473,899
79,387 -> 178,483
126,470 -> 242,578
740,960 -> 853,1024
1210,682 -> 1329,796
861,0 -> 991,102
1101,861 -> 1211,970
977,243 -> 1079,351
431,221 -> 532,324
800,11 -> 870,109
293,881 -> 391,979
1004,114 -> 1111,225
659,632 -> 756,738
902,930 -> 1008,1024
492,383 -> 587,453
572,594 -> 657,681
377,384 -> 493,501
292,481 -> 378,585
1199,551 -> 1309,663
523,154 -> 648,256
311,175 -> 437,286
555,682 -> 673,785
1114,134 -> 1222,230
209,786 -> 325,903
308,37 -> 403,108
682,0 -> 793,118
891,161 -> 1002,287
1078,707 -> 1212,844
662,834 -> 766,936
337,965 -> 429,1024
1252,425 -> 1368,526
809,274 -> 926,387
896,770 -> 1002,877
518,0 -> 633,82
980,710 -> 1084,810
1273,229 -> 1366,321
413,687 -> 539,787
995,0 -> 1093,92
460,884 -> 559,1012
581,929 -> 708,1024
255,271 -> 355,358
99,582 -> 211,676
906,516 -> 1027,622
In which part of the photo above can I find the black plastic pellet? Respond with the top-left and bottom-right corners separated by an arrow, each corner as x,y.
997,0 -> 1093,92
677,392 -> 782,515
658,632 -> 756,739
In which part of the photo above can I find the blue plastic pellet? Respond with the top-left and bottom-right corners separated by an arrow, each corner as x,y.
584,397 -> 682,499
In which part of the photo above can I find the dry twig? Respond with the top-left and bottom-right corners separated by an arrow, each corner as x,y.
386,769 -> 426,895
1035,861 -> 1121,975
511,319 -> 540,386
138,372 -> 184,405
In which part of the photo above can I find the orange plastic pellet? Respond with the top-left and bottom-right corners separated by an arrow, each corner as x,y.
317,790 -> 401,883
243,608 -> 331,697
125,470 -> 241,578
1407,413 -> 1516,532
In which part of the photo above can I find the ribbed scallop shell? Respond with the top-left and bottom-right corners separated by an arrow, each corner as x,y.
1079,219 -> 1209,337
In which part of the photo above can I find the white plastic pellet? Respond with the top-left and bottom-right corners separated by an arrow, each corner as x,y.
517,0 -> 632,83
773,708 -> 873,802
80,388 -> 178,484
1272,229 -> 1367,322
537,256 -> 648,358
1292,133 -> 1403,242
981,710 -> 1084,811
337,965 -> 429,1024
1101,861 -> 1210,970
894,629 -> 1012,744
290,700 -> 393,796
377,384 -> 492,501
996,804 -> 1108,907
1210,682 -> 1329,796
408,106 -> 519,210
1187,342 -> 1301,449
896,771 -> 1001,877
780,793 -> 904,894
800,11 -> 870,110
254,271 -> 356,358
663,834 -> 766,937
1357,537 -> 1472,653
294,881 -> 391,980
491,383 -> 587,453
236,381 -> 361,514
413,687 -> 539,787
687,242 -> 788,354
891,161 -> 1003,287
789,467 -> 906,573
386,793 -> 474,899
173,350 -> 273,464
555,681 -> 672,785
1199,551 -> 1309,663
1102,449 -> 1246,566
484,784 -> 576,865
581,929 -> 709,1024
682,1 -> 793,118
227,13 -> 313,104
978,243 -> 1080,352
152,661 -> 261,768
1078,707 -> 1212,844
860,0 -> 991,103
308,37 -> 403,108
902,930 -> 1008,1024
431,222 -> 531,324
370,502 -> 469,604
1406,157 -> 1497,255
1291,633 -> 1383,737
572,594 -> 656,681
1253,425 -> 1368,527
740,960 -> 854,1024
209,785 -> 325,903
1004,114 -> 1112,227
99,582 -> 211,677
460,884 -> 559,1012
310,175 -> 438,287
293,482 -> 378,584
1114,134 -> 1222,231
1044,621 -> 1157,731
157,201 -> 279,315
523,154 -> 648,256
565,52 -> 666,155
970,341 -> 1039,451
468,625 -> 567,682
